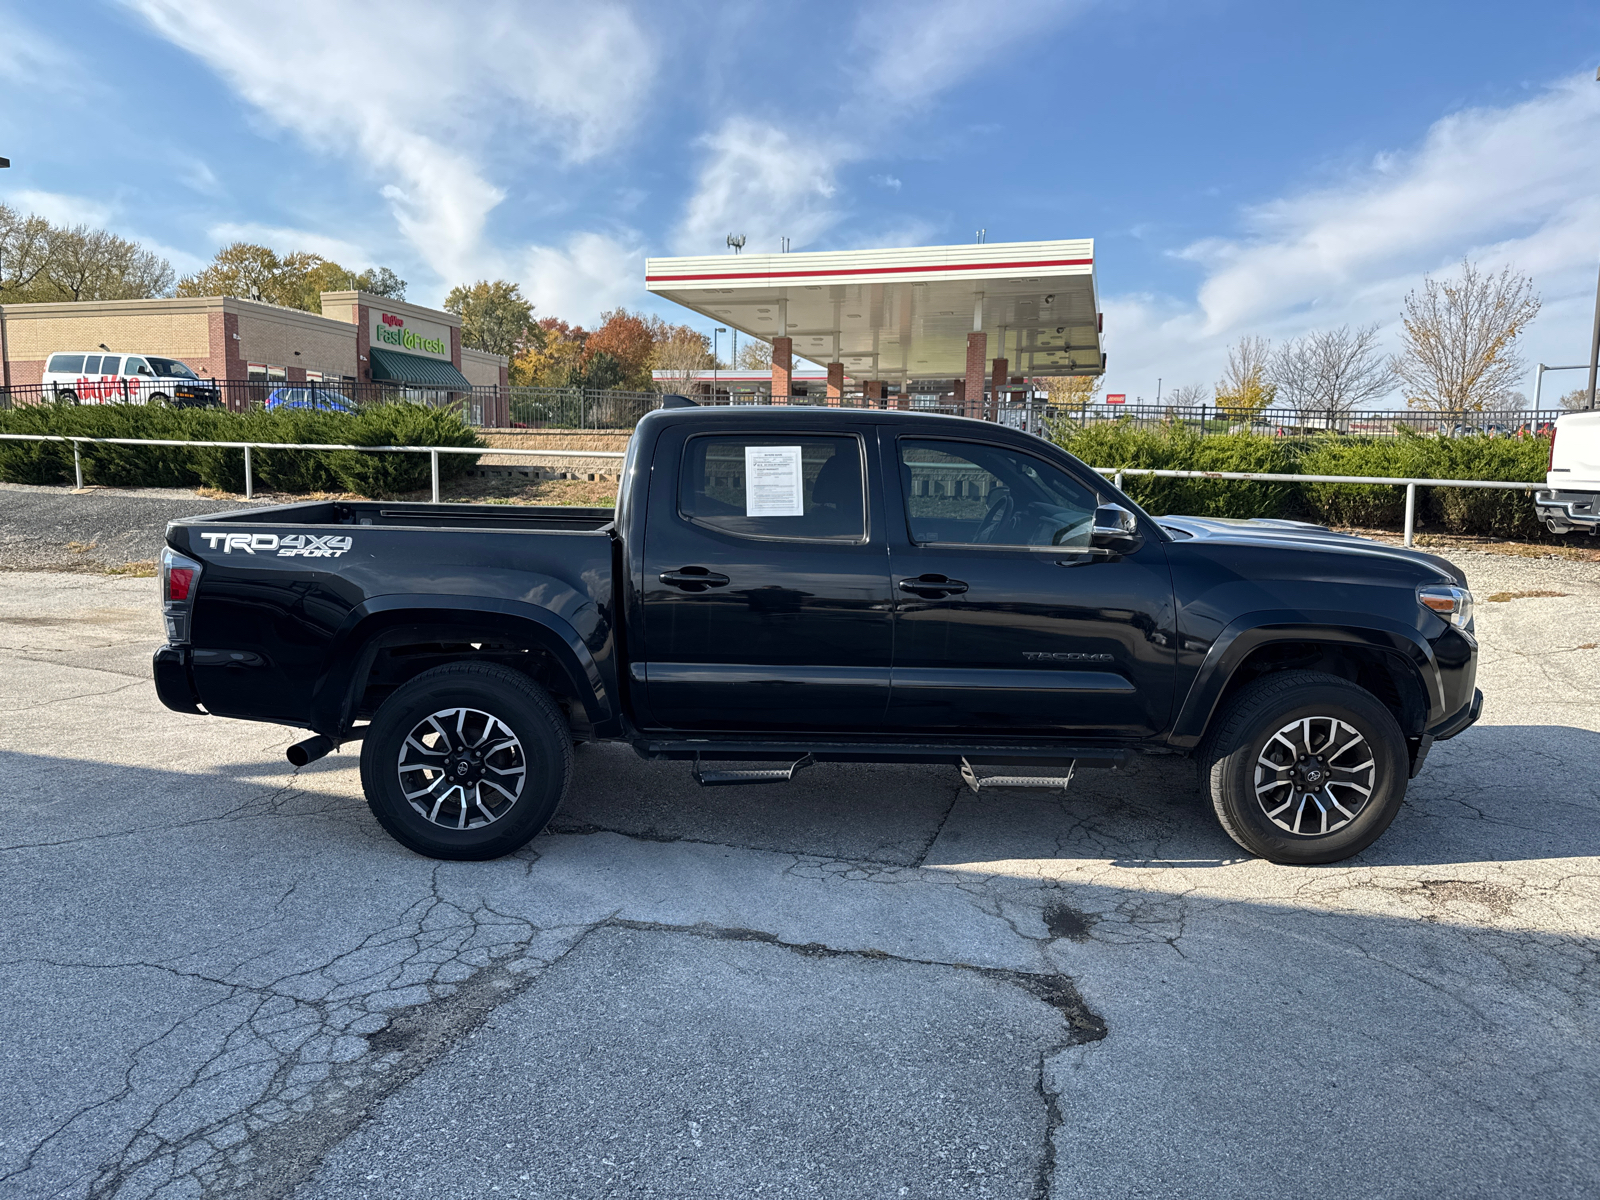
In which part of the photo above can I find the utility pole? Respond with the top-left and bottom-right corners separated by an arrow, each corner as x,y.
1589,256 -> 1600,411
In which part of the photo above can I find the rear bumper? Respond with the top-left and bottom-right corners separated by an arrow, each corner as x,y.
152,645 -> 204,715
1534,489 -> 1600,530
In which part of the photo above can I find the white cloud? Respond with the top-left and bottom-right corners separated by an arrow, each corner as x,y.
521,231 -> 647,326
1101,73 -> 1600,404
7,189 -> 115,228
120,0 -> 655,284
672,1 -> 1093,257
673,119 -> 845,255
207,222 -> 378,270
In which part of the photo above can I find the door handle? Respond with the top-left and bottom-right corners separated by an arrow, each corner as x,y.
659,567 -> 731,591
898,574 -> 968,597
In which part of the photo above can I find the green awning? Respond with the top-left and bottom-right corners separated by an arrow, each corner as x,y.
369,347 -> 474,389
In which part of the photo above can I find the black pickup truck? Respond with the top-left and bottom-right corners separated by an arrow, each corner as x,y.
153,403 -> 1481,865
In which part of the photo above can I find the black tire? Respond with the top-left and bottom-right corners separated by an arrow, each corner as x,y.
1200,671 -> 1409,865
57,389 -> 78,404
359,662 -> 573,860
149,392 -> 170,406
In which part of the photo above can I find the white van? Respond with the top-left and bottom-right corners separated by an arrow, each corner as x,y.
40,352 -> 220,407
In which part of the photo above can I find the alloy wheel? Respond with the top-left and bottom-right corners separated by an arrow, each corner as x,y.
396,706 -> 527,829
1253,715 -> 1376,836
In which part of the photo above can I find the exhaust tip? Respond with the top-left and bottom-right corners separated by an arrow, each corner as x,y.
287,734 -> 334,767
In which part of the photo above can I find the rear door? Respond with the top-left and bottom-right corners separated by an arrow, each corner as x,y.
637,424 -> 893,732
883,434 -> 1176,738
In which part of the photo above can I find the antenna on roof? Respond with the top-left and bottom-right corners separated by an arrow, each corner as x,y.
975,229 -> 986,244
726,233 -> 746,254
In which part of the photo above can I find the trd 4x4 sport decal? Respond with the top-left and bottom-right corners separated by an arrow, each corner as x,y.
199,532 -> 353,558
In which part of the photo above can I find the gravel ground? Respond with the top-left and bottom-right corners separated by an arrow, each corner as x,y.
0,483 -> 264,572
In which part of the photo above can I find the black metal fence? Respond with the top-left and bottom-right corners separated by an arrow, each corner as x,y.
506,387 -> 663,429
1035,403 -> 1563,437
4,378 -> 1572,439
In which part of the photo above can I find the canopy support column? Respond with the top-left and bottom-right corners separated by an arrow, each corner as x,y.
771,336 -> 793,405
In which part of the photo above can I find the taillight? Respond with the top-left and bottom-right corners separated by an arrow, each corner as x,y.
161,547 -> 203,645
1548,424 -> 1557,473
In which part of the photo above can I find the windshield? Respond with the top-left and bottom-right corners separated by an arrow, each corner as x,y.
146,357 -> 198,379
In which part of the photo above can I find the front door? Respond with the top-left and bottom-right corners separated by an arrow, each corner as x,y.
884,435 -> 1176,739
638,426 -> 893,732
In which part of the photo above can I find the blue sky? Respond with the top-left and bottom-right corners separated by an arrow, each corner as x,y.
4,0 -> 1600,402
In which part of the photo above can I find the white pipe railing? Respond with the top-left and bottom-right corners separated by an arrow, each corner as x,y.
1090,467 -> 1541,546
0,433 -> 1542,548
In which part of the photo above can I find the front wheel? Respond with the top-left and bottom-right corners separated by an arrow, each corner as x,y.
1201,671 -> 1409,865
359,662 -> 573,860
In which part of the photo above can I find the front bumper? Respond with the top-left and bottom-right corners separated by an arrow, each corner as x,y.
1430,687 -> 1482,742
1534,489 -> 1600,531
152,645 -> 204,715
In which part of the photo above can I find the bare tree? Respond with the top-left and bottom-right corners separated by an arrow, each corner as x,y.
736,340 -> 772,371
1271,324 -> 1397,419
0,205 -> 56,300
1394,259 -> 1541,412
45,225 -> 173,301
1165,382 -> 1207,407
1214,336 -> 1277,418
1558,386 -> 1597,412
651,327 -> 714,394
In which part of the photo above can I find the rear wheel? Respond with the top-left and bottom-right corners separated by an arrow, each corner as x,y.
57,389 -> 78,404
1201,671 -> 1409,864
359,662 -> 573,860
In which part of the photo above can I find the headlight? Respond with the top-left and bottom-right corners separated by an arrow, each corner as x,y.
1418,584 -> 1473,632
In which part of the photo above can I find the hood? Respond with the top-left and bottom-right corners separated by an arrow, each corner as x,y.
1156,515 -> 1468,587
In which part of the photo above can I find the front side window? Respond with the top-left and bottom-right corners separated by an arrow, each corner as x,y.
679,434 -> 865,541
123,357 -> 150,375
148,357 -> 198,379
898,438 -> 1100,549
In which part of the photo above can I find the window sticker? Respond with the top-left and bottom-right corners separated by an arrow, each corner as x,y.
744,446 -> 804,516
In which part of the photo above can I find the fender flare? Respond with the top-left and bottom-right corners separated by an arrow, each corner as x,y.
1169,610 -> 1442,748
308,595 -> 618,737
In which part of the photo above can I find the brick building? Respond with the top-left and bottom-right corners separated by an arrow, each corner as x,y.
0,290 -> 510,421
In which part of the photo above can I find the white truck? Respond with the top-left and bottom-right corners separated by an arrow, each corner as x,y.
1536,409 -> 1600,534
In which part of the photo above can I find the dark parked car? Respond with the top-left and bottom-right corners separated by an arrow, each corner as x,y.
264,386 -> 356,413
152,401 -> 1480,865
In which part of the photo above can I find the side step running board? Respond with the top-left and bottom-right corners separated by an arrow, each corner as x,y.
960,757 -> 1075,794
693,753 -> 815,787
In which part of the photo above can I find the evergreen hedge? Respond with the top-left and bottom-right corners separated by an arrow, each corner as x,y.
0,402 -> 481,499
1048,419 -> 1551,539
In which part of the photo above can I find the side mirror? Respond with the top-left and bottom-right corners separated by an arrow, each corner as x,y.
1090,503 -> 1144,555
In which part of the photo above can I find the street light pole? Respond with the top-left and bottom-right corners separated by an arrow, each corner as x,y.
713,327 -> 726,402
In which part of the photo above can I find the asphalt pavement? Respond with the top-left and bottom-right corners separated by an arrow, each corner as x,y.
0,496 -> 1597,1198
0,483 -> 265,572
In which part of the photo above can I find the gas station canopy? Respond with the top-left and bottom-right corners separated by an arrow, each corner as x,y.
644,239 -> 1102,384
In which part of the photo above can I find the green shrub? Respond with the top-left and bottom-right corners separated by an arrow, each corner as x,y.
1048,419 -> 1304,518
0,401 -> 481,498
1299,438 -> 1416,527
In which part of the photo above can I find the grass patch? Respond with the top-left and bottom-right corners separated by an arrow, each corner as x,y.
105,560 -> 157,577
1484,589 -> 1569,602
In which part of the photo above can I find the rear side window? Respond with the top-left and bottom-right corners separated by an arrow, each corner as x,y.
99,356 -> 121,375
83,355 -> 102,374
679,434 -> 866,542
47,354 -> 85,373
